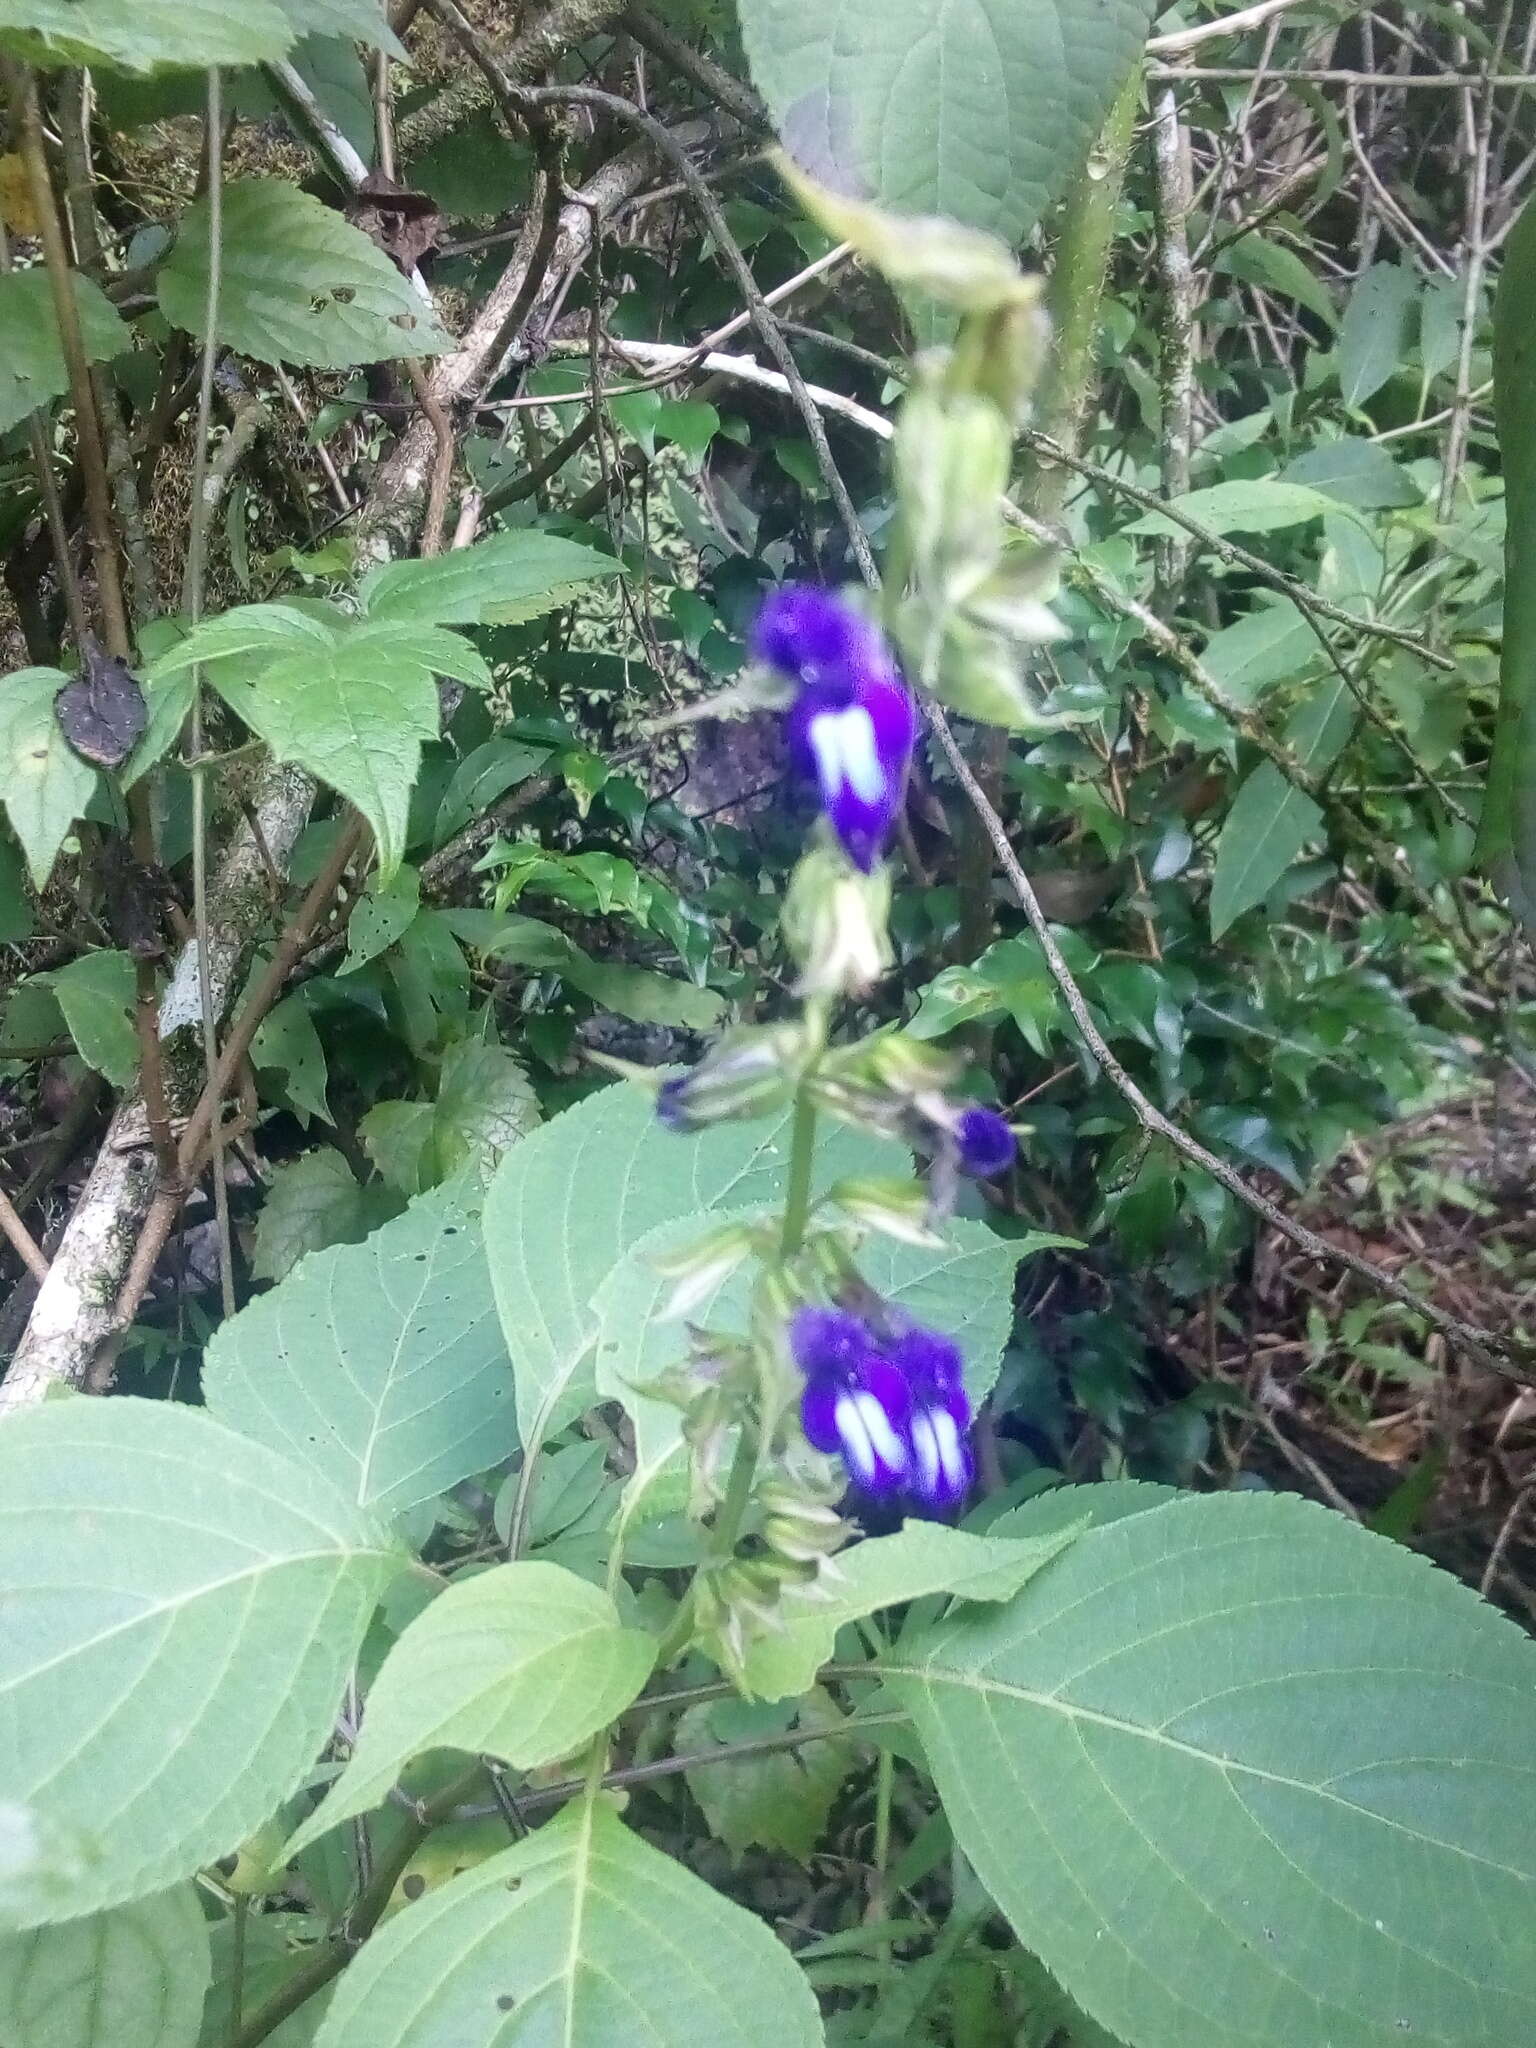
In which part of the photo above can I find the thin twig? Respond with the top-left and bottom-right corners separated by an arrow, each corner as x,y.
0,1183 -> 49,1285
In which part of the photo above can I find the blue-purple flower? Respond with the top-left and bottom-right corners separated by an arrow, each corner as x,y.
754,586 -> 916,874
954,1105 -> 1016,1178
887,1325 -> 973,1510
790,1306 -> 913,1497
789,1302 -> 974,1514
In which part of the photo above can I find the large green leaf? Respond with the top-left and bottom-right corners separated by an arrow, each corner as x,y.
0,1886 -> 209,2048
159,181 -> 451,369
272,0 -> 400,53
1337,261 -> 1418,409
891,1489 -> 1536,2048
0,0 -> 291,70
1197,601 -> 1316,709
483,1084 -> 892,1448
283,1563 -> 656,1858
743,1518 -> 1080,1701
1209,675 -> 1355,936
0,1398 -> 399,1928
1481,189 -> 1536,922
0,270 -> 129,434
312,1798 -> 825,2048
0,668 -> 98,889
204,1193 -> 515,1521
358,530 -> 622,627
1126,478 -> 1342,538
1279,437 -> 1420,510
738,0 -> 1154,252
44,950 -> 137,1089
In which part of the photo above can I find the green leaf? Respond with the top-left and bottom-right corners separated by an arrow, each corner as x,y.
739,0 -> 1155,252
0,1398 -> 398,1927
0,835 -> 36,944
435,737 -> 549,842
0,1885 -> 210,2048
198,1912 -> 331,2048
890,1488 -> 1536,2048
1214,232 -> 1338,329
654,397 -> 720,467
341,865 -> 420,975
358,529 -> 621,627
0,668 -> 98,888
224,634 -> 443,877
1337,261 -> 1418,408
251,992 -> 332,1126
0,269 -> 129,434
250,1148 -> 390,1281
0,0 -> 292,71
429,1037 -> 540,1180
1209,675 -> 1355,936
1126,478 -> 1342,538
311,1800 -> 825,2048
158,181 -> 451,369
1279,437 -> 1420,510
483,1083 -> 892,1449
1197,601 -> 1315,708
271,0 -> 400,53
146,601 -> 340,679
1480,191 -> 1536,918
204,1192 -> 515,1521
44,950 -> 137,1089
458,911 -> 725,1030
677,1690 -> 850,1864
742,1518 -> 1081,1701
357,1100 -> 436,1196
283,1563 -> 656,1858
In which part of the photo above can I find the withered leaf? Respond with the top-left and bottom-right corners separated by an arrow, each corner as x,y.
54,648 -> 148,769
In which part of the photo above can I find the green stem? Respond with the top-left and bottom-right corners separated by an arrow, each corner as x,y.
779,1089 -> 818,1260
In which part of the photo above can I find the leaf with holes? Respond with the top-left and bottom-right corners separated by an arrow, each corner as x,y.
159,181 -> 451,369
483,1082 -> 894,1451
738,0 -> 1154,253
283,1563 -> 655,1858
0,1886 -> 210,2048
312,1800 -> 824,2048
892,1488 -> 1536,2048
204,1192 -> 516,1520
0,668 -> 97,888
0,1398 -> 399,1928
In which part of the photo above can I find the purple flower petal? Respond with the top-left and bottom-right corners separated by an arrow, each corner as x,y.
754,583 -> 887,687
655,1076 -> 692,1130
907,1401 -> 973,1509
955,1105 -> 1016,1178
888,1325 -> 966,1400
831,1354 -> 913,1494
789,1305 -> 870,1380
799,1377 -> 843,1456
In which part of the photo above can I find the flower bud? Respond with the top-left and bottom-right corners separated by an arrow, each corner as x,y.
827,1175 -> 944,1246
895,385 -> 1010,606
655,1024 -> 802,1133
651,1221 -> 763,1320
782,843 -> 893,997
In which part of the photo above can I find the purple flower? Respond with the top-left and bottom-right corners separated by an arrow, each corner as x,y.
655,1075 -> 692,1130
888,1326 -> 973,1512
789,1305 -> 912,1497
755,586 -> 916,873
954,1106 -> 1015,1178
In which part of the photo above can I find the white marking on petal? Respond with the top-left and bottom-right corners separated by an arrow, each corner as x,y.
808,706 -> 885,806
853,1389 -> 908,1472
931,1408 -> 967,1489
910,1411 -> 942,1497
834,1392 -> 877,1481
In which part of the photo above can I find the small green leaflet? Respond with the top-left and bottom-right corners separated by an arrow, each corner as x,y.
282,1562 -> 656,1859
358,529 -> 623,627
0,1397 -> 400,1927
0,269 -> 129,434
159,181 -> 452,369
1209,675 -> 1355,936
311,1801 -> 826,2048
891,1488 -> 1536,2048
0,1886 -> 210,2048
0,668 -> 98,888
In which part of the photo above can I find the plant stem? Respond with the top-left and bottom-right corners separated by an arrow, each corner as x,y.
778,1089 -> 818,1259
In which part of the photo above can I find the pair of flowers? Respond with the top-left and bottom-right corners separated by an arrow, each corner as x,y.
791,1304 -> 972,1513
